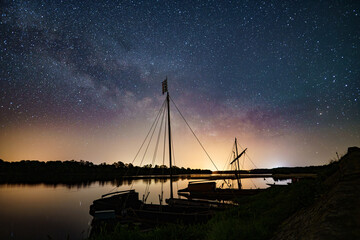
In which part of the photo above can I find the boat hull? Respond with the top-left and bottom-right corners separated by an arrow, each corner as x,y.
178,188 -> 264,201
89,190 -> 142,216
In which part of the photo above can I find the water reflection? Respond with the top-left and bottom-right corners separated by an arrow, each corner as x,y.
0,178 -> 190,240
0,176 -> 285,240
1,177 -> 182,189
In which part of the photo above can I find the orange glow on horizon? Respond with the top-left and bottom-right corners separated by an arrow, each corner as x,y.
1,115 -> 357,170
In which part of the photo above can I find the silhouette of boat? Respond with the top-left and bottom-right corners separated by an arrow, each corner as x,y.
178,181 -> 263,201
89,79 -> 231,230
178,138 -> 264,201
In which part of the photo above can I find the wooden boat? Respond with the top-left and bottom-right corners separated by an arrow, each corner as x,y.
266,183 -> 289,187
90,189 -> 230,219
90,79 -> 229,231
89,190 -> 142,216
177,139 -> 265,201
178,182 -> 263,201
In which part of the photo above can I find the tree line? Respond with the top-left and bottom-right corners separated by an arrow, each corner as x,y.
0,159 -> 211,184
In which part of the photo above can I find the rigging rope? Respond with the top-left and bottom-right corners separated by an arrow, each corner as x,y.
150,104 -> 166,168
127,100 -> 166,194
219,144 -> 235,189
169,96 -> 235,191
237,143 -> 264,188
106,99 -> 167,195
131,100 -> 167,165
145,103 -> 166,196
137,103 -> 164,168
135,102 -> 165,201
169,95 -> 219,171
222,144 -> 235,171
235,143 -> 251,188
237,143 -> 259,170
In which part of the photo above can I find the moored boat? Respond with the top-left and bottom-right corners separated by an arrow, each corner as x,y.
89,79 -> 229,232
177,139 -> 265,201
178,186 -> 264,201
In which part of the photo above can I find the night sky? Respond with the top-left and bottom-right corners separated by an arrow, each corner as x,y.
1,0 -> 359,169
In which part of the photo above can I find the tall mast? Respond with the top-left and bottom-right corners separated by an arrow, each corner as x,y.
234,138 -> 242,189
167,91 -> 173,199
162,78 -> 173,199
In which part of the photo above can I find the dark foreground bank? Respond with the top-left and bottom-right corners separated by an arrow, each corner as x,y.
88,147 -> 360,240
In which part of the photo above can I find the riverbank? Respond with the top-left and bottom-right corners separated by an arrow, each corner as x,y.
0,157 -> 329,184
272,146 -> 360,239
89,147 -> 359,240
0,159 -> 210,184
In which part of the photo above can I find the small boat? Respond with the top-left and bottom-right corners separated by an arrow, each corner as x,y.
178,139 -> 265,201
178,181 -> 263,201
266,183 -> 289,187
89,190 -> 142,216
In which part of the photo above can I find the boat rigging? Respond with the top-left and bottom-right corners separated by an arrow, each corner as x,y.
89,78 -> 232,231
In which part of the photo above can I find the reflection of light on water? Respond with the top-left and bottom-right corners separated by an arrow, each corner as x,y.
217,178 -> 273,189
214,177 -> 292,189
0,177 -> 278,239
120,177 -> 280,201
109,178 -> 191,204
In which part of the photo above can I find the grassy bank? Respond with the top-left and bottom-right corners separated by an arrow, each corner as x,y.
89,160 -> 340,240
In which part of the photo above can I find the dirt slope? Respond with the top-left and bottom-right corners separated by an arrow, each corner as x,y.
272,147 -> 360,240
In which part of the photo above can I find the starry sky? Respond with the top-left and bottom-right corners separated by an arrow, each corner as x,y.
0,0 -> 359,170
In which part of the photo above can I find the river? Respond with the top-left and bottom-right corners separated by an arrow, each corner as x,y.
0,177 -> 279,240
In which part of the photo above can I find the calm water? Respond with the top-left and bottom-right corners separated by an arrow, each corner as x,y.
0,177 -> 278,240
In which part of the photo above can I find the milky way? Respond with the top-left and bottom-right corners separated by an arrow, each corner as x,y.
0,1 -> 359,168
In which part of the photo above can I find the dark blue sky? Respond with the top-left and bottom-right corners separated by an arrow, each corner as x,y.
0,0 -> 359,168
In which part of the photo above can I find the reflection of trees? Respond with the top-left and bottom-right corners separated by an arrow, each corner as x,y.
142,179 -> 152,185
